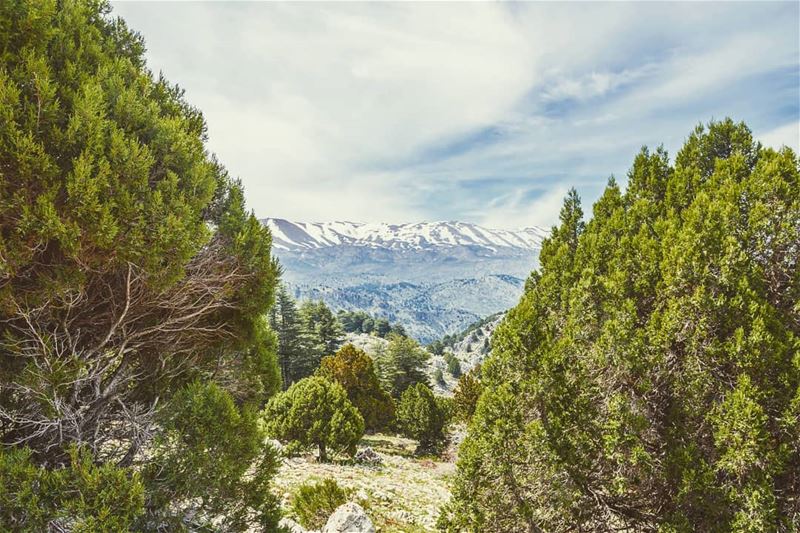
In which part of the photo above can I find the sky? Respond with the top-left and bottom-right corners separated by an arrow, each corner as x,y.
112,1 -> 800,230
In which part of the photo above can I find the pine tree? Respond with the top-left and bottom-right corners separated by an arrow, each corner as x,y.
375,334 -> 430,398
299,300 -> 344,357
262,377 -> 364,462
317,344 -> 395,431
269,286 -> 304,387
0,2 -> 282,529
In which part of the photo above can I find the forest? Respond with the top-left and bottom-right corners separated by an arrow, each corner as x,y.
1,2 -> 797,532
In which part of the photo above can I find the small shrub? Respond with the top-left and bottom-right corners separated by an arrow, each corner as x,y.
434,368 -> 445,385
0,446 -> 144,531
447,357 -> 462,378
291,478 -> 352,530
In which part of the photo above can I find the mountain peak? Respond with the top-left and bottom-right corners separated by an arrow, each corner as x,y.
262,218 -> 548,252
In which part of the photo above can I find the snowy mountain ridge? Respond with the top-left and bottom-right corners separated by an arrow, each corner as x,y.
262,218 -> 546,343
264,218 -> 548,252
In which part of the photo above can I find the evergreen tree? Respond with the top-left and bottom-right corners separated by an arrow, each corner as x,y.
269,285 -> 304,387
317,344 -> 395,432
375,334 -> 430,398
396,383 -> 450,454
442,119 -> 800,532
447,357 -> 462,378
262,377 -> 364,462
0,2 -> 282,529
452,366 -> 482,422
299,300 -> 344,356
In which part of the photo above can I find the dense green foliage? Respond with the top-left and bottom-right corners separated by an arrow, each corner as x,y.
300,300 -> 345,355
0,445 -> 144,531
290,478 -> 352,530
263,376 -> 365,462
318,344 -> 395,432
396,383 -> 450,454
443,120 -> 800,532
269,288 -> 348,387
142,381 -> 281,531
452,365 -> 482,423
0,2 -> 282,529
375,334 -> 430,397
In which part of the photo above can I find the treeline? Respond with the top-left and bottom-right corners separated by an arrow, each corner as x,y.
441,120 -> 800,532
337,309 -> 408,338
268,287 -> 410,388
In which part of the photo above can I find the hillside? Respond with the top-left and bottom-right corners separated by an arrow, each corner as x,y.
264,219 -> 543,342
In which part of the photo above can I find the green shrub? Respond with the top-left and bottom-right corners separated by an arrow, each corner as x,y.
0,446 -> 144,532
447,357 -> 462,378
144,381 -> 281,531
434,368 -> 446,385
263,376 -> 364,461
290,478 -> 352,530
396,383 -> 450,454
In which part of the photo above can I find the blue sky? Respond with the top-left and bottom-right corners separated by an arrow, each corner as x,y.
113,1 -> 799,230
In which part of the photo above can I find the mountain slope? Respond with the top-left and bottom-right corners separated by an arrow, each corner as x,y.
263,219 -> 545,342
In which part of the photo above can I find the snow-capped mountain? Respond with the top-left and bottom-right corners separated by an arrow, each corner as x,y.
262,218 -> 547,342
264,219 -> 547,253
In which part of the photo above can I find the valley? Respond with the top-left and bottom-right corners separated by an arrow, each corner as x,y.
264,219 -> 544,342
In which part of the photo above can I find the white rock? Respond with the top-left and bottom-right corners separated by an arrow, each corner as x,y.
267,439 -> 284,453
279,517 -> 308,533
321,502 -> 375,533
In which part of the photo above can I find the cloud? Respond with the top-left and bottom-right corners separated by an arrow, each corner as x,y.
758,121 -> 800,151
111,1 -> 799,229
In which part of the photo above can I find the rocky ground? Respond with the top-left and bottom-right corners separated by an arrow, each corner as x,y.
274,434 -> 456,532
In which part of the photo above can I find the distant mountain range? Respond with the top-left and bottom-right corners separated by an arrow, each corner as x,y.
263,219 -> 547,342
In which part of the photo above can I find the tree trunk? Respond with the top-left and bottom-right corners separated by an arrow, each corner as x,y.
318,442 -> 327,462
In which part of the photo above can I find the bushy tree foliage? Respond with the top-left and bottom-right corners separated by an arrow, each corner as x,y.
0,0 -> 279,462
375,334 -> 430,397
434,367 -> 446,386
442,120 -> 800,532
338,310 -> 407,338
317,344 -> 395,432
262,376 -> 364,462
0,445 -> 144,531
270,289 -> 348,387
396,383 -> 450,454
445,353 -> 462,377
142,381 -> 281,531
452,365 -> 482,422
0,1 -> 282,529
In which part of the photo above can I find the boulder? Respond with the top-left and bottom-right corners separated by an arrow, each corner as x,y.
354,447 -> 382,466
321,502 -> 375,533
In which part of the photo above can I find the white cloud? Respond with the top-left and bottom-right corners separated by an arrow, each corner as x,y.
758,121 -> 800,151
111,1 -> 799,229
479,186 -> 570,231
